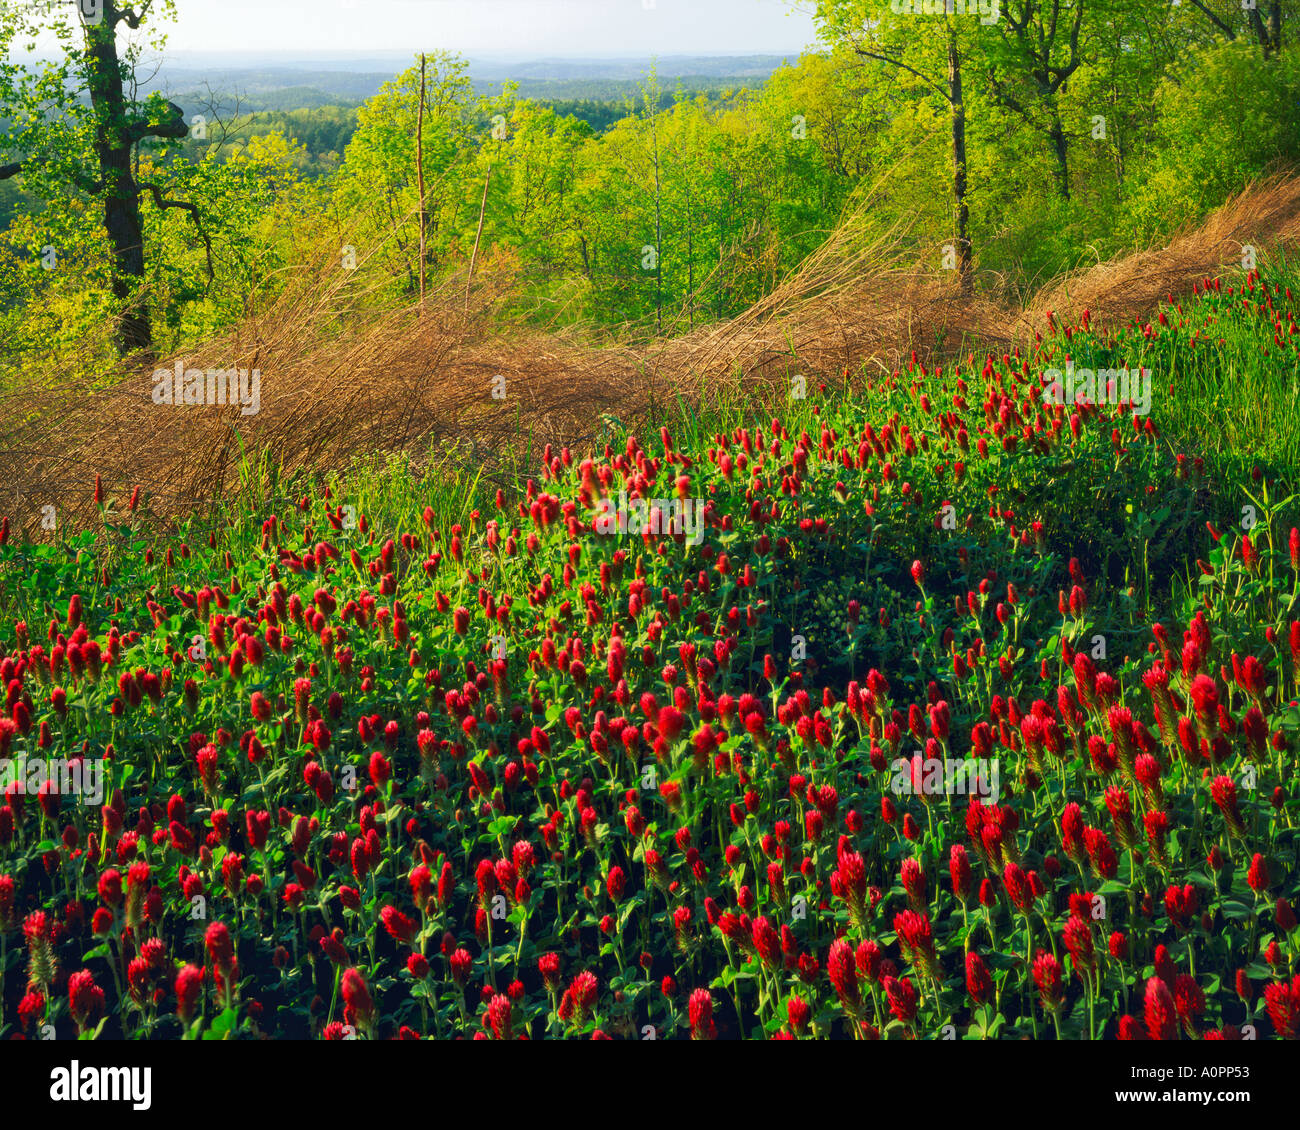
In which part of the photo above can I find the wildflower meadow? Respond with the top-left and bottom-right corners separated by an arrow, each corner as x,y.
3,0 -> 1300,1113
3,280 -> 1299,1055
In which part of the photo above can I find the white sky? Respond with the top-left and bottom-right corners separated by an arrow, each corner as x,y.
162,0 -> 819,55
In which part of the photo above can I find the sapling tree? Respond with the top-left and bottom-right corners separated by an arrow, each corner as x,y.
815,0 -> 982,295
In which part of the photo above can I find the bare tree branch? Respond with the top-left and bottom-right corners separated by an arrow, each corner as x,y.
1186,0 -> 1237,40
137,181 -> 215,282
853,48 -> 951,101
125,99 -> 189,143
189,82 -> 248,156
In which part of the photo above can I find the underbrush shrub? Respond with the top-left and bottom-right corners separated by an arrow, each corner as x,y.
1124,41 -> 1300,244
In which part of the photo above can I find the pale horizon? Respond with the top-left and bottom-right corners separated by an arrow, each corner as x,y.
161,0 -> 819,57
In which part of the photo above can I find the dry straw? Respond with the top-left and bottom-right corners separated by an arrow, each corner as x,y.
3,171 -> 1298,538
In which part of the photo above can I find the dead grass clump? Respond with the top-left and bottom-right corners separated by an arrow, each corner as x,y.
1022,171 -> 1300,332
0,178 -> 1003,535
6,169 -> 1300,538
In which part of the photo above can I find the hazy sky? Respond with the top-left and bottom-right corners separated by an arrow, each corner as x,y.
163,0 -> 820,55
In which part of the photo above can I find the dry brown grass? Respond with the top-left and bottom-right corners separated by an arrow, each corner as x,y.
5,170 -> 1300,538
1020,171 -> 1300,333
0,180 -> 1001,537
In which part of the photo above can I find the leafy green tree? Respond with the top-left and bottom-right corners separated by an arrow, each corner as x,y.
984,0 -> 1086,201
332,52 -> 492,296
0,1 -> 206,354
479,102 -> 592,283
1122,38 -> 1300,239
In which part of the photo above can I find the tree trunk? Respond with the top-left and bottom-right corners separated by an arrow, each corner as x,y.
465,166 -> 491,313
86,6 -> 151,355
1248,1 -> 1284,57
686,176 -> 694,330
948,29 -> 973,297
1048,104 -> 1070,201
652,118 -> 663,336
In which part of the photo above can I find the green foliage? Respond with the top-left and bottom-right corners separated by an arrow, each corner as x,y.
1123,40 -> 1300,243
4,3 -> 1300,370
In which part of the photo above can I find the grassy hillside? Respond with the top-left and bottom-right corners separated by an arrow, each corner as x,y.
1,275 -> 1297,1040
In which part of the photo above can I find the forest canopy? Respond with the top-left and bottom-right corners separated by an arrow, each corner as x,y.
1,0 -> 1298,369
